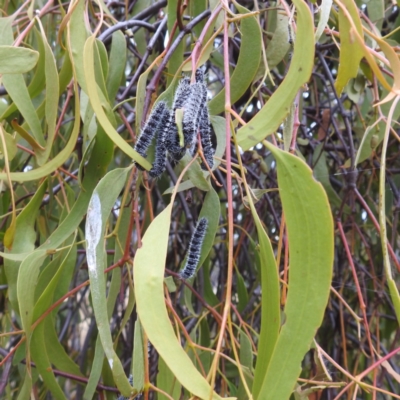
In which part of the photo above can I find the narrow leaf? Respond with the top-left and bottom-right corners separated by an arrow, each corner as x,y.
134,204 -> 233,400
83,36 -> 151,169
209,4 -> 262,115
236,0 -> 314,150
86,167 -> 133,397
256,144 -> 334,400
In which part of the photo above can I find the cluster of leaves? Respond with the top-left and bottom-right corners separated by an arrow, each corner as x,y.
0,0 -> 400,399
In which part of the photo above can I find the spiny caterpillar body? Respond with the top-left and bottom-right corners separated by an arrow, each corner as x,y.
198,104 -> 215,170
134,101 -> 168,170
148,108 -> 170,178
134,69 -> 214,177
179,217 -> 208,280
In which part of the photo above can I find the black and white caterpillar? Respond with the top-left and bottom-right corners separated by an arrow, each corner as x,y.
134,101 -> 168,159
179,217 -> 208,280
148,107 -> 171,178
187,71 -> 214,169
182,73 -> 207,150
165,76 -> 192,160
198,104 -> 215,170
134,69 -> 214,177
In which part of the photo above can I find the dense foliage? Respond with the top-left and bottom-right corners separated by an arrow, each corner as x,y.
0,0 -> 400,399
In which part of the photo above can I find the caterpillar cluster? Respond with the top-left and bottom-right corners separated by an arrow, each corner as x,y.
179,217 -> 208,280
133,69 -> 215,178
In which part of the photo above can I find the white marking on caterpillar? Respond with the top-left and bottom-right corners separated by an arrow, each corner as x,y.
149,106 -> 171,178
134,101 -> 168,171
173,76 -> 191,110
180,217 -> 208,280
198,104 -> 214,169
182,82 -> 206,148
165,76 -> 192,159
86,192 -> 102,278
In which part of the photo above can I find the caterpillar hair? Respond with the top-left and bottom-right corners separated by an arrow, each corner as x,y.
182,82 -> 206,148
134,101 -> 168,162
165,76 -> 192,160
195,68 -> 205,83
179,217 -> 208,280
148,107 -> 170,178
173,76 -> 192,110
165,112 -> 187,162
198,104 -> 214,169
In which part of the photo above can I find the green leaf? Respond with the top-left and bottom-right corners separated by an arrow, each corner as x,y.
334,0 -> 364,95
106,31 -> 127,101
315,0 -> 333,42
134,204 -> 233,400
211,115 -> 227,169
2,74 -> 45,149
256,144 -> 334,400
33,239 -> 74,314
31,323 -> 67,400
4,181 -> 47,313
68,0 -> 88,92
312,144 -> 343,209
38,22 -> 60,163
208,4 -> 262,115
135,66 -> 149,137
244,184 -> 280,400
180,153 -> 210,192
85,166 -> 133,397
157,357 -> 182,399
0,129 -> 17,162
167,0 -> 184,85
83,337 -> 104,400
237,331 -> 254,399
83,36 -> 151,169
367,0 -> 384,29
17,249 -> 49,340
0,80 -> 80,182
0,16 -> 15,46
265,10 -> 291,69
0,46 -> 39,73
132,320 -> 145,392
44,315 -> 84,378
236,0 -> 315,150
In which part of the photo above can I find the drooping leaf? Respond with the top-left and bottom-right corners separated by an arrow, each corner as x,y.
134,204 -> 234,400
208,4 -> 262,115
256,143 -> 334,400
265,10 -> 290,69
236,0 -> 314,150
85,166 -> 134,397
335,0 -> 364,95
83,36 -> 151,169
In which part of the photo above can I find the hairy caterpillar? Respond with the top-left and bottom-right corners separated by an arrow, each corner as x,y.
148,107 -> 171,178
173,76 -> 192,109
179,217 -> 208,280
182,81 -> 206,148
198,104 -> 214,169
134,101 -> 168,170
165,76 -> 192,160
